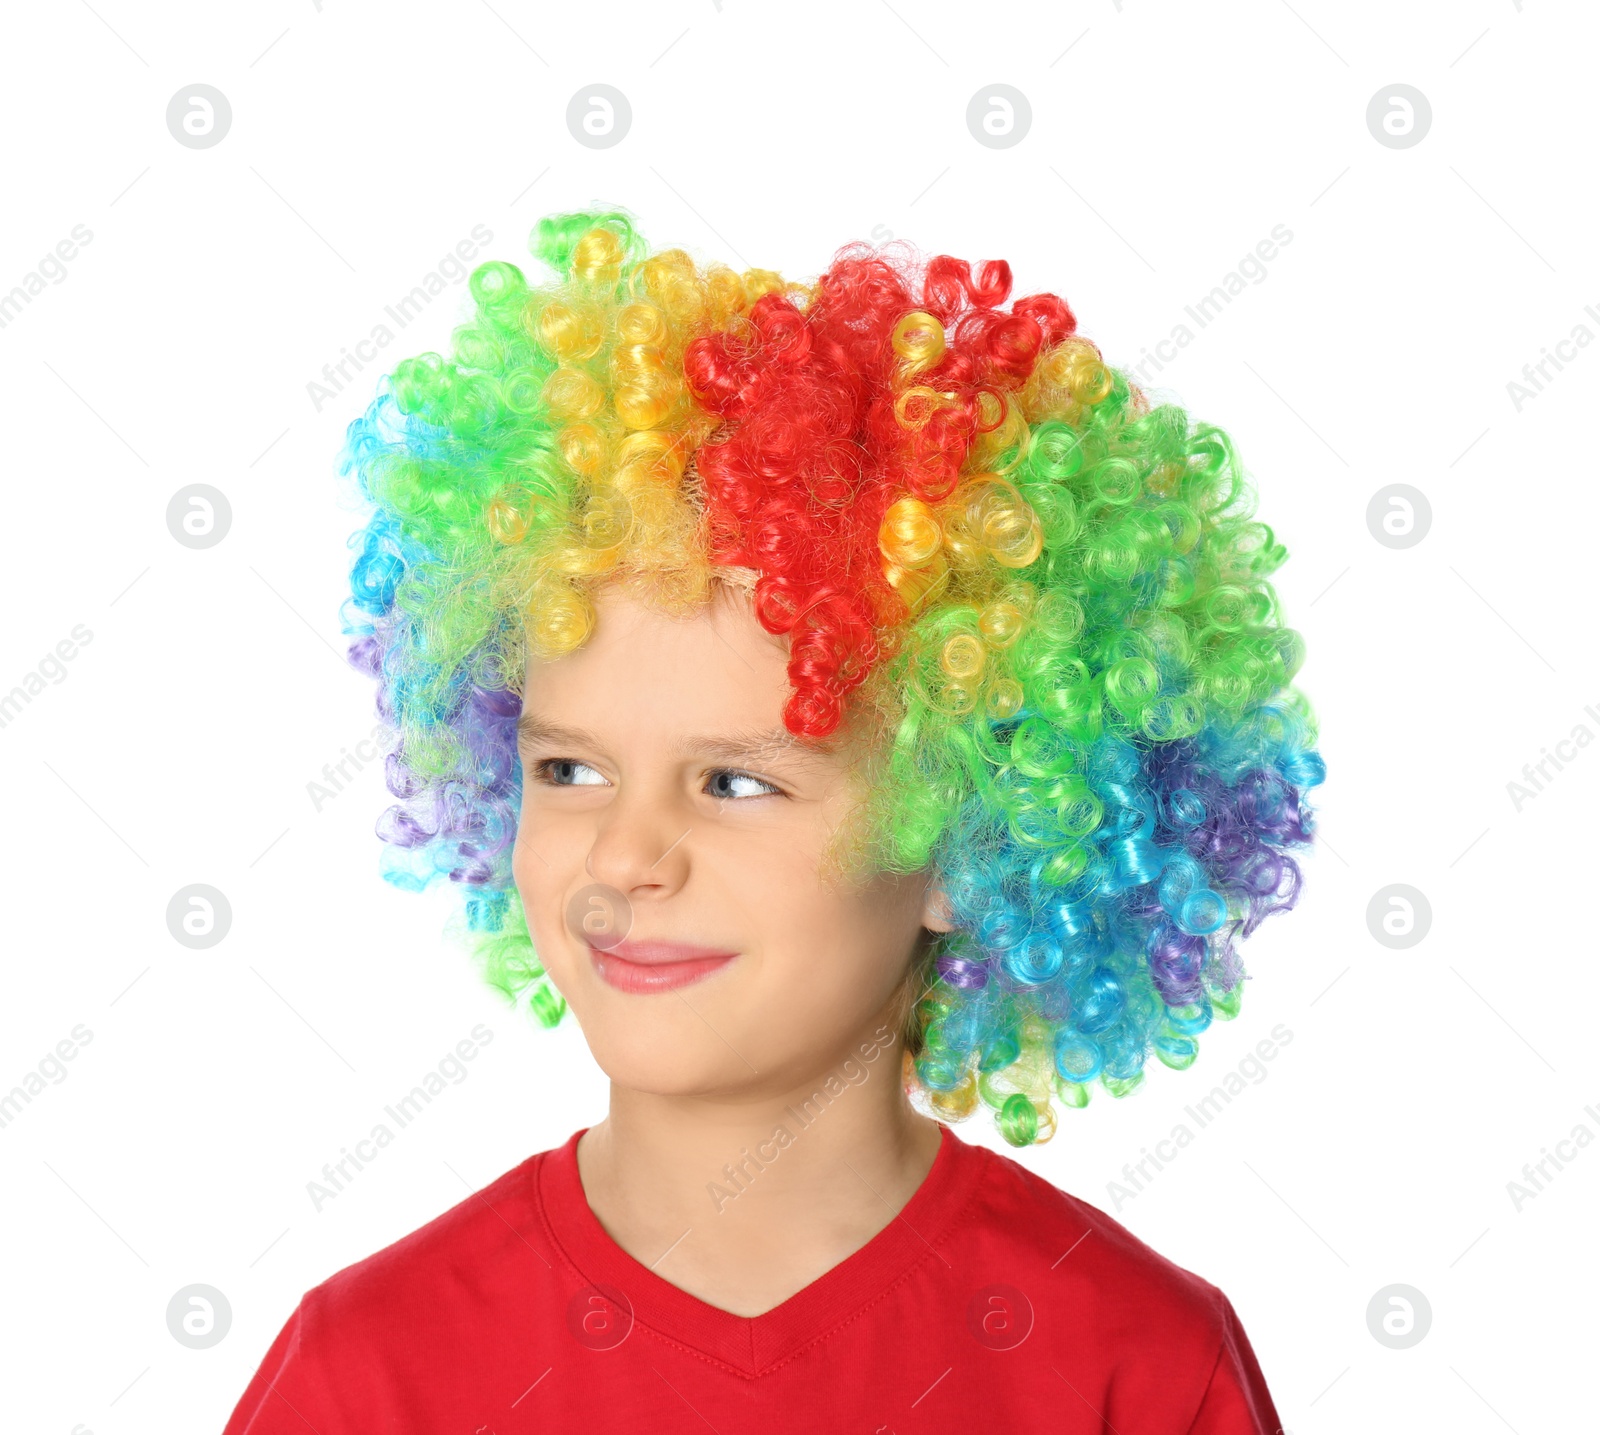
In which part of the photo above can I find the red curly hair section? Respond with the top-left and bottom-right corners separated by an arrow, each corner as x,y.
683,245 -> 1077,737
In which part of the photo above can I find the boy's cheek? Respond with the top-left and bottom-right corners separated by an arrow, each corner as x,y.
520,901 -> 577,994
509,845 -> 547,907
511,855 -> 569,968
513,805 -> 587,887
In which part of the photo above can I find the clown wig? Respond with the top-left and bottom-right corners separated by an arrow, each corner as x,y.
339,210 -> 1324,1147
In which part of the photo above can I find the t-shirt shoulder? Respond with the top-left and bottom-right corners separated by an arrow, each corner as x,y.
222,1146 -> 562,1433
304,1142 -> 556,1337
960,1135 -> 1233,1347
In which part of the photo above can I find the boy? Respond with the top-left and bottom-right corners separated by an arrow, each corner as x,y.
224,210 -> 1319,1431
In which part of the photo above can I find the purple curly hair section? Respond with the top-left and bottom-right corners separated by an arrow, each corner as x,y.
345,613 -> 526,901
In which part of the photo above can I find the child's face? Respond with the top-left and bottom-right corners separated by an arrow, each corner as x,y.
513,581 -> 947,1097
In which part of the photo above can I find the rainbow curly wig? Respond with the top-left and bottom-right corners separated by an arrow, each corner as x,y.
339,209 -> 1324,1147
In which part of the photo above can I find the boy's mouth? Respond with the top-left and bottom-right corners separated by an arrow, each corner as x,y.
586,938 -> 740,994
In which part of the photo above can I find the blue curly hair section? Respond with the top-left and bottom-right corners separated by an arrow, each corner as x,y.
906,697 -> 1324,1140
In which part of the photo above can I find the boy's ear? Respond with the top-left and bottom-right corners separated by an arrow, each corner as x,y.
921,876 -> 956,934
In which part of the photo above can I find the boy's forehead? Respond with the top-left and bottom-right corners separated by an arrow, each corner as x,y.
514,709 -> 833,768
523,583 -> 791,705
540,579 -> 780,656
514,709 -> 790,750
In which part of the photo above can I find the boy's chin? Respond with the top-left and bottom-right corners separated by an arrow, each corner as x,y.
585,1026 -> 774,1098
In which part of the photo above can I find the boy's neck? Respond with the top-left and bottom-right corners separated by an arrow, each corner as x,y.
573,1038 -> 945,1318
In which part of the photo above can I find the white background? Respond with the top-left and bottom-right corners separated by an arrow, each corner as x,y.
2,1 -> 1594,1431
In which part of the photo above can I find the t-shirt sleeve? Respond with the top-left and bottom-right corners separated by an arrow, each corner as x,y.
221,1291 -> 346,1435
1184,1292 -> 1285,1435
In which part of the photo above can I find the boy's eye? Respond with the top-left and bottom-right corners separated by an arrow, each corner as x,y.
706,769 -> 781,800
539,759 -> 608,787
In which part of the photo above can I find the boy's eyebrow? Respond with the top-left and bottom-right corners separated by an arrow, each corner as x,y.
516,713 -> 827,767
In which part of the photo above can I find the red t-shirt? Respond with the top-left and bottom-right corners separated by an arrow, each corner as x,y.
224,1122 -> 1282,1432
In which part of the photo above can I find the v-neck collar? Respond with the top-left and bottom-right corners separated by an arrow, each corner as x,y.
535,1120 -> 987,1377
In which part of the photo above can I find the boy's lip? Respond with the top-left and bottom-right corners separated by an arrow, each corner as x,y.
587,940 -> 739,995
595,938 -> 739,966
